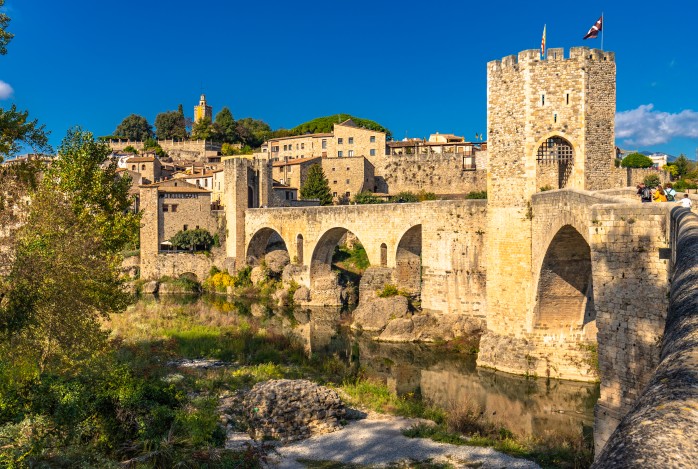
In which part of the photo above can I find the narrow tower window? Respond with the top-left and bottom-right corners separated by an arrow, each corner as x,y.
541,94 -> 545,106
554,114 -> 557,123
566,93 -> 570,105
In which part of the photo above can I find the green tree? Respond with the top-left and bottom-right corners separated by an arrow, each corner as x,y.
170,229 -> 214,251
114,114 -> 153,141
214,107 -> 237,143
290,114 -> 392,139
0,104 -> 51,162
43,128 -> 140,252
674,154 -> 690,178
0,0 -> 12,55
191,116 -> 217,140
236,117 -> 272,147
154,110 -> 187,140
300,164 -> 332,205
143,137 -> 167,158
620,152 -> 653,169
122,145 -> 139,154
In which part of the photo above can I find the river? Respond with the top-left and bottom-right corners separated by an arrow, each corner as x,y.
147,294 -> 598,440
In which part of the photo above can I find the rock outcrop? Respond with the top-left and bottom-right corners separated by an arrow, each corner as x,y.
243,379 -> 346,442
265,249 -> 290,275
351,296 -> 410,332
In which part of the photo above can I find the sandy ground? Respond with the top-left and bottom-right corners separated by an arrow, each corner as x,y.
268,412 -> 541,469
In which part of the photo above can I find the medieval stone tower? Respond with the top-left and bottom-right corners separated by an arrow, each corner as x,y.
194,94 -> 213,124
482,47 -> 616,372
223,158 -> 273,268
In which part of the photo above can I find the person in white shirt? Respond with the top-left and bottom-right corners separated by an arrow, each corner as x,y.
680,194 -> 693,209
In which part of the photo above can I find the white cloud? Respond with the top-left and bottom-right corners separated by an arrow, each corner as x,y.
0,80 -> 13,99
615,104 -> 698,146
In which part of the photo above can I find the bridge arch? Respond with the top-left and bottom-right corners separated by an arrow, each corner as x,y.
533,224 -> 595,335
534,134 -> 577,190
246,227 -> 289,266
309,227 -> 369,289
395,224 -> 422,293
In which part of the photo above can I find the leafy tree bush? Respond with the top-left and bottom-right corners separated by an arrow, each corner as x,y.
154,110 -> 187,140
620,152 -> 653,168
643,174 -> 661,188
390,191 -> 419,203
169,228 -> 215,251
353,191 -> 383,204
114,114 -> 153,141
191,116 -> 217,141
236,117 -> 272,148
214,107 -> 237,143
290,114 -> 392,140
143,137 -> 167,158
672,179 -> 698,191
663,164 -> 678,178
0,104 -> 51,162
122,145 -> 138,154
300,164 -> 332,205
673,154 -> 691,178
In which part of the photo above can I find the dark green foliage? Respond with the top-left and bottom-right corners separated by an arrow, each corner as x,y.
122,145 -> 138,154
672,179 -> 698,191
114,114 -> 153,141
465,191 -> 487,199
289,114 -> 392,140
353,191 -> 383,204
300,164 -> 333,205
143,137 -> 167,157
674,153 -> 691,178
643,174 -> 661,188
191,116 -> 217,141
333,243 -> 370,271
0,104 -> 52,162
0,0 -> 12,55
236,117 -> 273,148
155,110 -> 188,140
621,152 -> 653,168
214,107 -> 237,143
170,228 -> 215,251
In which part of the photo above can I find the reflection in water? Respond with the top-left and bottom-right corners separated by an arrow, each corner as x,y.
149,295 -> 599,438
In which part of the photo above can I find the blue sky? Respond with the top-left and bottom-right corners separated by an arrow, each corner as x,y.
2,0 -> 698,157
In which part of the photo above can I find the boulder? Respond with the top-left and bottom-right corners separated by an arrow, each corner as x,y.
265,249 -> 290,275
250,266 -> 267,285
358,267 -> 394,304
282,264 -> 306,284
378,317 -> 415,342
159,281 -> 199,294
243,379 -> 346,442
293,286 -> 311,303
351,296 -> 410,332
412,313 -> 484,342
142,281 -> 159,294
273,288 -> 289,307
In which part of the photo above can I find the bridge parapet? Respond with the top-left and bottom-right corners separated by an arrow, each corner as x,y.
594,206 -> 698,466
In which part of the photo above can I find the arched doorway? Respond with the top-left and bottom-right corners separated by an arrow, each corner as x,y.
534,225 -> 594,335
246,228 -> 288,267
536,136 -> 574,190
395,225 -> 422,294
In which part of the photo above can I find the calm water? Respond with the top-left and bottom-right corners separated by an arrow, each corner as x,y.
148,294 -> 598,438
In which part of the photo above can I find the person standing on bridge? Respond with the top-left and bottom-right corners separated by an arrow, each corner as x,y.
637,183 -> 652,203
681,194 -> 693,209
653,186 -> 667,203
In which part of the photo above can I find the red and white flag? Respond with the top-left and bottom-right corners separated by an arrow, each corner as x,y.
541,25 -> 546,58
583,16 -> 603,39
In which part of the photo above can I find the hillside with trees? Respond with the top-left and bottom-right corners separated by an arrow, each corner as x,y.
288,114 -> 391,139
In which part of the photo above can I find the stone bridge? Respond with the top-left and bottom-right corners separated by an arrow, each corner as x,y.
238,187 -> 675,454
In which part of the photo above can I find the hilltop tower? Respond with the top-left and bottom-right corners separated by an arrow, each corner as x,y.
194,94 -> 213,124
483,47 -> 616,359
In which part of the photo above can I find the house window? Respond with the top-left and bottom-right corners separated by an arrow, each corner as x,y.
370,136 -> 376,143
338,151 -> 343,157
332,167 -> 336,171
348,137 -> 354,144
566,93 -> 570,105
131,165 -> 136,170
338,138 -> 343,145
346,167 -> 350,171
171,204 -> 177,212
162,204 -> 169,212
301,143 -> 304,149
370,149 -> 376,156
348,150 -> 354,157
541,94 -> 545,106
142,164 -> 146,170
195,225 -> 199,230
333,192 -> 337,197
285,191 -> 290,200
346,179 -> 350,184
322,139 -> 327,149
333,180 -> 337,184
288,166 -> 292,172
346,191 -> 350,198
183,224 -> 188,231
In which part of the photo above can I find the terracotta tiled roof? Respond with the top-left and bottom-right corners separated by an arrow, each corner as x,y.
126,156 -> 156,163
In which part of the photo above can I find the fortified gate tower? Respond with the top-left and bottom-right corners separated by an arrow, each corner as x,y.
482,47 -> 616,374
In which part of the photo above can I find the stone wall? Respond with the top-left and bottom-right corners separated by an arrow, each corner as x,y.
371,154 -> 486,195
591,202 -> 672,453
321,156 -> 374,201
608,167 -> 669,188
143,248 -> 226,281
593,206 -> 698,466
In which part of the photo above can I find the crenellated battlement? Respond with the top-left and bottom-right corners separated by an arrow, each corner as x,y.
487,47 -> 615,72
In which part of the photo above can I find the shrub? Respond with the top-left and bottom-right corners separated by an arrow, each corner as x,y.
465,191 -> 487,199
353,191 -> 383,204
643,174 -> 661,188
378,284 -> 400,297
621,152 -> 653,168
390,191 -> 419,203
539,185 -> 553,192
170,229 -> 214,251
122,145 -> 139,155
